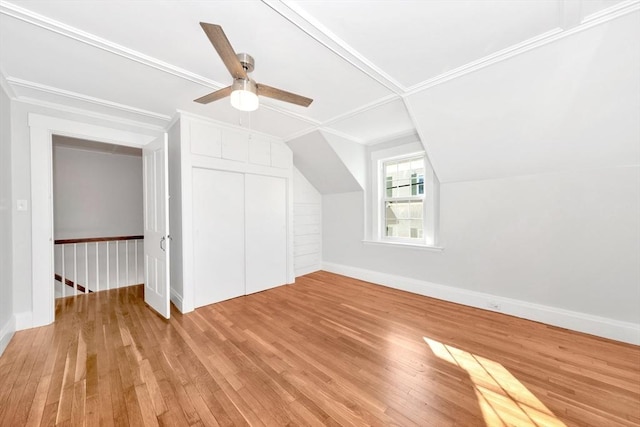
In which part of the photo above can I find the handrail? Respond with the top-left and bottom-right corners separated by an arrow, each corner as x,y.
54,235 -> 143,245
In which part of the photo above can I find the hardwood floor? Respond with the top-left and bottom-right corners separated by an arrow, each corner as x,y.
1,271 -> 639,426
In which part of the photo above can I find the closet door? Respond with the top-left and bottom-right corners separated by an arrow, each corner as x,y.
193,168 -> 245,307
245,174 -> 287,294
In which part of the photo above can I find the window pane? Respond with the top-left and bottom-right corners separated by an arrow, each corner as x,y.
384,157 -> 425,198
385,201 -> 423,238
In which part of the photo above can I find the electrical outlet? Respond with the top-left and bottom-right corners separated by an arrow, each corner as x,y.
488,301 -> 501,311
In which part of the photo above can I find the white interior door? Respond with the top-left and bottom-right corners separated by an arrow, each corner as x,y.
143,134 -> 170,318
193,168 -> 246,307
245,174 -> 287,294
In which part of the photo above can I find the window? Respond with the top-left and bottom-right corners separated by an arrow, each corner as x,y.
368,142 -> 438,247
383,156 -> 425,240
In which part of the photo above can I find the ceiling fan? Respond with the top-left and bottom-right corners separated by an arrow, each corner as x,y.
194,22 -> 313,112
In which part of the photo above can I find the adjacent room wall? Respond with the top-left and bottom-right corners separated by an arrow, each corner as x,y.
52,143 -> 143,240
293,167 -> 322,277
0,84 -> 14,356
323,165 -> 640,343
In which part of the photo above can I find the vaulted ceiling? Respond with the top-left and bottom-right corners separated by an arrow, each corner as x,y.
1,0 -> 638,184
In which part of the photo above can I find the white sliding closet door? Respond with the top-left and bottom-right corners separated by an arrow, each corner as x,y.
193,168 -> 245,307
245,174 -> 287,294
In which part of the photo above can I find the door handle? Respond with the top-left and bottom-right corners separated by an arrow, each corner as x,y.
160,236 -> 166,251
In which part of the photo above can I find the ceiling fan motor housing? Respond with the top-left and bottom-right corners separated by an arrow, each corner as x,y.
232,76 -> 257,93
237,53 -> 255,73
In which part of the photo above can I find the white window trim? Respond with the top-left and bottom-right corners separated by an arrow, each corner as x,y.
368,142 -> 439,248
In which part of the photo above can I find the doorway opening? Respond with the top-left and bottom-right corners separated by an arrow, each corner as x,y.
29,113 -> 170,328
51,135 -> 144,299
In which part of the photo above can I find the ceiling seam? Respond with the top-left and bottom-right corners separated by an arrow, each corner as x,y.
406,0 -> 640,96
321,94 -> 401,129
0,1 -> 225,90
261,0 -> 406,95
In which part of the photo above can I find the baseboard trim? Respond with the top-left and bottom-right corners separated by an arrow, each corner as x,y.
321,262 -> 640,345
295,264 -> 322,278
14,311 -> 33,331
0,315 -> 16,357
170,288 -> 184,313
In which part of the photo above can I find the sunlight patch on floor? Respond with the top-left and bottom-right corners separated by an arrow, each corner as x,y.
423,337 -> 567,427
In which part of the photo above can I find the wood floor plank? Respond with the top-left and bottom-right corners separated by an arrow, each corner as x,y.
1,271 -> 639,426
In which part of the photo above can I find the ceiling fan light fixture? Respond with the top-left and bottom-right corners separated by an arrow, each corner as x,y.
230,78 -> 259,111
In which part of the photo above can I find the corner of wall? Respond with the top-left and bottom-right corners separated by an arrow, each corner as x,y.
170,288 -> 185,313
0,314 -> 16,357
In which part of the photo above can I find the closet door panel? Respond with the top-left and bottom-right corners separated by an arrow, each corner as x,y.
245,174 -> 287,294
193,168 -> 245,307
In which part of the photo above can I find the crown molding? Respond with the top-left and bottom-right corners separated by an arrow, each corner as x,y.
6,77 -> 171,123
583,0 -> 639,23
406,0 -> 639,95
262,0 -> 405,94
17,97 -> 166,132
0,1 -> 223,89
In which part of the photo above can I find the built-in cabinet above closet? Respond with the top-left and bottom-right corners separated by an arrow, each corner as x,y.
167,112 -> 294,313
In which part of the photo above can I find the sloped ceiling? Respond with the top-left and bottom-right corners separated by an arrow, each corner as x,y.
288,130 -> 363,194
1,0 -> 638,185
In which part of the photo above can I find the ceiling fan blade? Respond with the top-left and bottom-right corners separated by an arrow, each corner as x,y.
194,86 -> 233,104
200,22 -> 247,80
256,83 -> 313,107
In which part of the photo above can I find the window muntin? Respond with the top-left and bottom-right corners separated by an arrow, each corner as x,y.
382,155 -> 425,241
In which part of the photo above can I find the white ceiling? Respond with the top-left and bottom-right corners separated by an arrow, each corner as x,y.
1,0 -> 638,183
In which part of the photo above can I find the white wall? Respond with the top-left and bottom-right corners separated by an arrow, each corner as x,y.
323,165 -> 640,343
0,84 -> 14,356
53,144 -> 143,239
293,167 -> 322,277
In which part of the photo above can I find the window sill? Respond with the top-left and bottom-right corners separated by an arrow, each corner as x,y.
361,240 -> 444,252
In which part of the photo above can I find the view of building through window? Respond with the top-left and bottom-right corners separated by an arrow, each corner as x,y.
383,156 -> 425,239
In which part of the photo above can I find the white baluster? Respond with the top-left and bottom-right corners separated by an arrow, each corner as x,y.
106,241 -> 110,290
95,242 -> 99,292
73,243 -> 77,294
135,240 -> 138,285
126,240 -> 129,286
85,242 -> 89,293
116,241 -> 120,288
61,244 -> 66,298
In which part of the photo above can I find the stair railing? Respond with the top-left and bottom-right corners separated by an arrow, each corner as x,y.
54,235 -> 144,297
